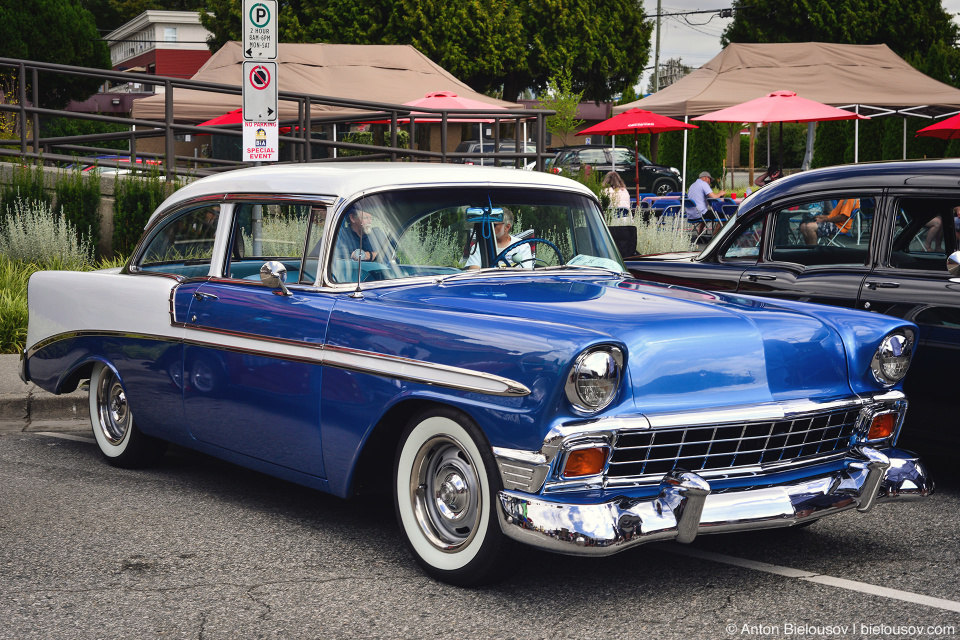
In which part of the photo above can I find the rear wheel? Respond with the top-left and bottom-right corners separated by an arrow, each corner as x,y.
393,407 -> 514,586
653,178 -> 676,196
89,363 -> 167,468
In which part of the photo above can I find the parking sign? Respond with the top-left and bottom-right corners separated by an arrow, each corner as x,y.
243,0 -> 277,60
242,61 -> 277,122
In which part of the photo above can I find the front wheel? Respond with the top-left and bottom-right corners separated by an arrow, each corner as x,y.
394,407 -> 514,586
89,362 -> 167,468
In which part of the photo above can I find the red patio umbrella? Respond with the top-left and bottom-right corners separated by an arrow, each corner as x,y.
198,108 -> 242,127
694,91 -> 868,177
197,108 -> 297,134
577,108 -> 698,203
916,113 -> 960,140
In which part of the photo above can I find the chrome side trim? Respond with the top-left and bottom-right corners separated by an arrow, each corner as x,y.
324,344 -> 530,397
27,327 -> 530,398
497,446 -> 928,557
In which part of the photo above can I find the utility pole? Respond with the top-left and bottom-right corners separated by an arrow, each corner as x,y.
653,0 -> 662,92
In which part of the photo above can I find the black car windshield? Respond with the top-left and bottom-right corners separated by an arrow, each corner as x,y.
328,187 -> 624,283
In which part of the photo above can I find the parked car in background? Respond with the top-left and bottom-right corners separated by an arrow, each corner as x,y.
23,163 -> 930,586
551,145 -> 681,195
66,155 -> 162,175
625,159 -> 960,449
453,140 -> 538,166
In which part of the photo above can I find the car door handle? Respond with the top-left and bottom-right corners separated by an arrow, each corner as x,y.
194,291 -> 219,301
866,281 -> 900,290
745,273 -> 777,281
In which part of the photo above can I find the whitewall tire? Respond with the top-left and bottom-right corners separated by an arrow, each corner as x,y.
89,362 -> 166,468
394,407 -> 514,586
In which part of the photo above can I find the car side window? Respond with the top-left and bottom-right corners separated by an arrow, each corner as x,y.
138,205 -> 221,278
889,197 -> 959,271
225,203 -> 311,282
579,149 -> 606,165
768,197 -> 873,267
721,218 -> 763,261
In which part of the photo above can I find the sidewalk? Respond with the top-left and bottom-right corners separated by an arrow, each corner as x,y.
0,354 -> 89,433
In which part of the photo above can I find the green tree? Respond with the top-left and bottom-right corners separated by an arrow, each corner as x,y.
537,71 -> 584,143
200,0 -> 308,52
201,0 -> 653,103
0,0 -> 110,108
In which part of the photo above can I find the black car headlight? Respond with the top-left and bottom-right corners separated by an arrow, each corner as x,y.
565,346 -> 624,413
870,331 -> 914,386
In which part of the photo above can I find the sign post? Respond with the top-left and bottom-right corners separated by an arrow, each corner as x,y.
242,0 -> 279,162
242,0 -> 277,60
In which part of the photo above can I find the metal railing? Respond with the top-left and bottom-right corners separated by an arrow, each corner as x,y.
0,57 -> 554,180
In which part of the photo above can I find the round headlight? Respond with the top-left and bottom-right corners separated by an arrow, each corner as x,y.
870,332 -> 914,386
565,347 -> 624,413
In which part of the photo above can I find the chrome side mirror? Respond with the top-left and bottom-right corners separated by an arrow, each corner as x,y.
260,261 -> 291,296
948,251 -> 960,277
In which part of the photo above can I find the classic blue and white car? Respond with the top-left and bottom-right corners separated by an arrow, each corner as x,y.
22,164 -> 932,585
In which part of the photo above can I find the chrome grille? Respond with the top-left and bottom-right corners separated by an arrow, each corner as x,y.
608,409 -> 860,478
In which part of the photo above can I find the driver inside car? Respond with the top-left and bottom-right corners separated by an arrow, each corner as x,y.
463,206 -> 532,269
335,206 -> 389,262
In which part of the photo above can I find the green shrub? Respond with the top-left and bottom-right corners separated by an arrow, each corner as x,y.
113,170 -> 174,256
54,165 -> 101,252
0,162 -> 50,216
339,130 -> 410,157
0,197 -> 93,269
40,116 -> 129,152
608,214 -> 696,255
0,256 -> 30,353
559,166 -> 611,210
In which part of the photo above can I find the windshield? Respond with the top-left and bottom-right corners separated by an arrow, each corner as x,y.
328,187 -> 624,284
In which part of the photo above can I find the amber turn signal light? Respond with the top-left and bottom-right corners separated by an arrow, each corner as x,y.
563,447 -> 609,477
868,413 -> 896,440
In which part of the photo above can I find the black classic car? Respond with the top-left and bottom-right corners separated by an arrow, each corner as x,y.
551,145 -> 682,195
625,160 -> 960,449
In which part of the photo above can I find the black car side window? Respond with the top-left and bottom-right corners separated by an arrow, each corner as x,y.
889,197 -> 960,271
721,218 -> 763,261
769,198 -> 872,267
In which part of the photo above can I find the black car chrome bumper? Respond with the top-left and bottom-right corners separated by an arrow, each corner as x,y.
496,446 -> 932,556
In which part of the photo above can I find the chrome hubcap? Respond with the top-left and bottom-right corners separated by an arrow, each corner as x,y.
410,436 -> 481,551
97,369 -> 130,446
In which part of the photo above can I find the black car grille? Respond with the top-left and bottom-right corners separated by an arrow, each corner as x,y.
607,409 -> 860,479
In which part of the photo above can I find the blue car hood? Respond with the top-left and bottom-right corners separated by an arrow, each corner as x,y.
378,275 -> 892,414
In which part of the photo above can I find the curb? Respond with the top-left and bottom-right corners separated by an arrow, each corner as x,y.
0,389 -> 88,423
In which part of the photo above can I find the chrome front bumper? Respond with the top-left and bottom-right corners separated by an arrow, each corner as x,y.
497,446 -> 932,556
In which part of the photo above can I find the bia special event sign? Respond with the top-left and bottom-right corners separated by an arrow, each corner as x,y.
243,121 -> 278,161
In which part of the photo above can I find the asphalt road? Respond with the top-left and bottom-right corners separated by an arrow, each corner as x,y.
1,427 -> 957,640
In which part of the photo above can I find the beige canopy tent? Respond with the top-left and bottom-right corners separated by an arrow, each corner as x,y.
616,42 -> 960,118
616,43 -> 960,185
131,41 -> 519,122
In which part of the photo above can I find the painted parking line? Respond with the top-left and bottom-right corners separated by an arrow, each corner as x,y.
33,432 -> 95,444
654,543 -> 960,613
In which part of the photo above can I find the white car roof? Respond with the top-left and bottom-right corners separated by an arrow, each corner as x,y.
150,162 -> 594,226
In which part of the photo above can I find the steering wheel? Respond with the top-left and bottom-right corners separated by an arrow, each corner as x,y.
494,238 -> 565,268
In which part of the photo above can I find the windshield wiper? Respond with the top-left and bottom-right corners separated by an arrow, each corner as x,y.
437,263 -> 625,284
539,264 -> 627,276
